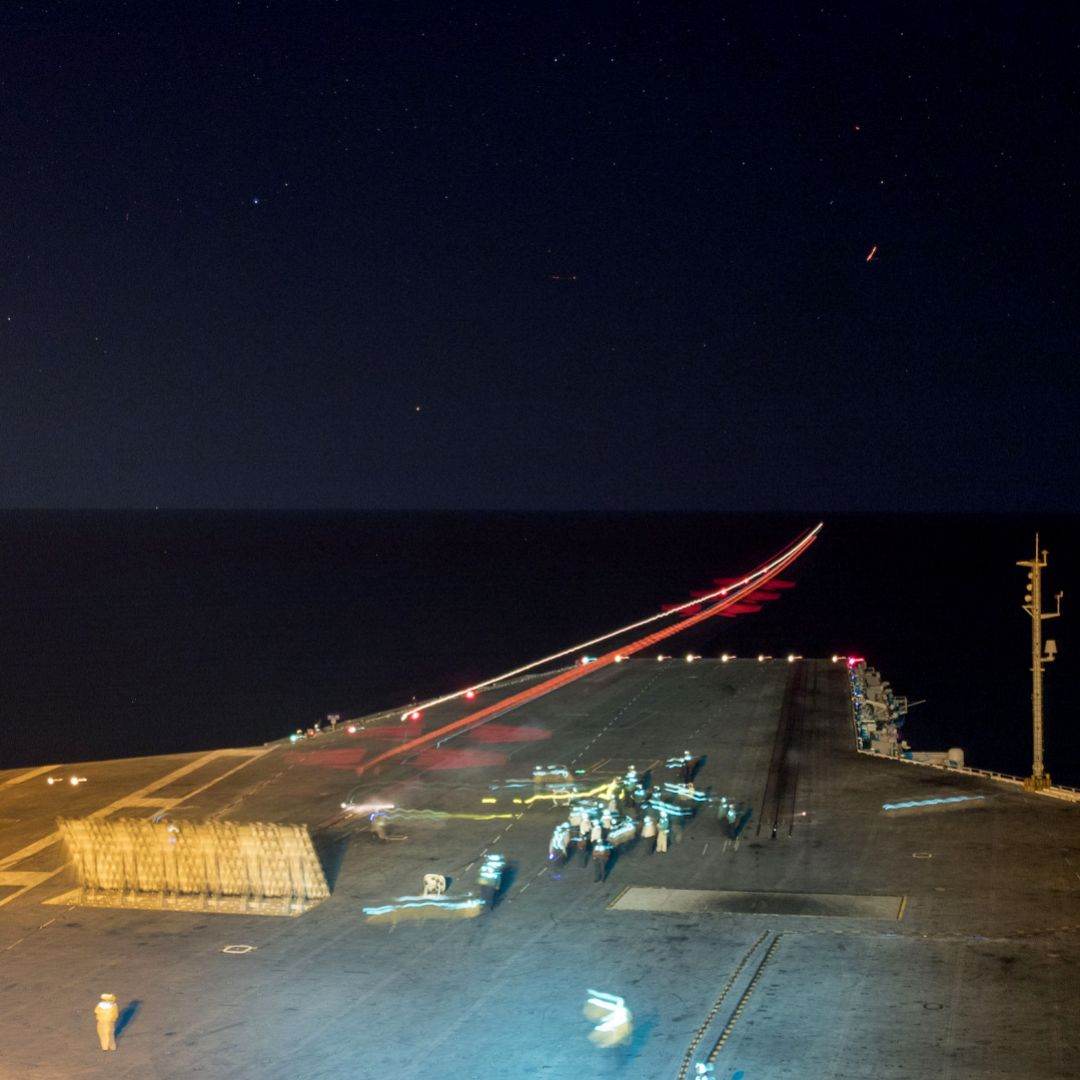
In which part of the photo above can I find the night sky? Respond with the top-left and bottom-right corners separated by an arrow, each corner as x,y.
2,3 -> 1076,510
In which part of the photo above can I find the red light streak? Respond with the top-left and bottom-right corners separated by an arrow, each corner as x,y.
360,525 -> 823,775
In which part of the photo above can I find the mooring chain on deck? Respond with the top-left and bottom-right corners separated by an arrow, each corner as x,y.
676,929 -> 770,1080
704,931 -> 785,1067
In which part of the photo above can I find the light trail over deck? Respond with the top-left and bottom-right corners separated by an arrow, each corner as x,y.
0,523 -> 1078,1078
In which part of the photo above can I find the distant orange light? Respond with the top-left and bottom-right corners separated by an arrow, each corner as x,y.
865,245 -> 878,263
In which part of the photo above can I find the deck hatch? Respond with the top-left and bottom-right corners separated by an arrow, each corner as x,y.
608,886 -> 905,919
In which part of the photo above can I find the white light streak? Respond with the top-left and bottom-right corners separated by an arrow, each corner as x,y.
401,524 -> 823,719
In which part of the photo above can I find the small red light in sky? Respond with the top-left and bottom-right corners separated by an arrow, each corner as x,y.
854,124 -> 861,131
865,244 -> 878,262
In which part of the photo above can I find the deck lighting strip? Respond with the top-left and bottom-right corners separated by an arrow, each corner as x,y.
882,795 -> 986,811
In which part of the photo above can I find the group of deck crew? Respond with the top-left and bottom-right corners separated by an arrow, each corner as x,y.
545,754 -> 741,882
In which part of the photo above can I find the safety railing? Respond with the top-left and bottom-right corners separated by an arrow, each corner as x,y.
855,746 -> 1080,802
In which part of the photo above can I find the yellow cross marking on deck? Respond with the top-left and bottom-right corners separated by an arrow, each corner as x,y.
0,746 -> 274,908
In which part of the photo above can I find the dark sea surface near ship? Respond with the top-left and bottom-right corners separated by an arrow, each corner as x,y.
2,512 -> 1077,786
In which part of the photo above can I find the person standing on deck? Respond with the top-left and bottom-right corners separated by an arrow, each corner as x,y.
640,814 -> 657,854
94,993 -> 118,1051
370,811 -> 389,841
655,813 -> 670,854
569,822 -> 589,866
592,841 -> 612,882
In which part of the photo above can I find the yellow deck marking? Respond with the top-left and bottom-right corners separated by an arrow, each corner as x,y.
0,766 -> 59,791
0,868 -> 64,909
0,834 -> 68,874
168,753 -> 273,805
0,746 -> 274,906
0,871 -> 52,887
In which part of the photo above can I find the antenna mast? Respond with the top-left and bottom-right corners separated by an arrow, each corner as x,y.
1017,535 -> 1063,791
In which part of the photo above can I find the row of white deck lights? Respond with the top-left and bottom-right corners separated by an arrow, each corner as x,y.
611,652 -> 818,663
370,649 -> 858,734
708,652 -> 806,662
620,653 -> 857,663
612,652 -> 853,664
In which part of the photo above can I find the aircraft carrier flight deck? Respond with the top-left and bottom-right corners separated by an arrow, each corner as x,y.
2,656 -> 1079,1079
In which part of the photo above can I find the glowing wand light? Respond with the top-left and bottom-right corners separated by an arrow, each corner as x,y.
584,989 -> 633,1048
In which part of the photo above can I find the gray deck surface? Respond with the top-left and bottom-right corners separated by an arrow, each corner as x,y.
1,658 -> 1078,1079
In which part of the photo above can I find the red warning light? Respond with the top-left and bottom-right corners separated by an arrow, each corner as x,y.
409,710 -> 422,720
465,690 -> 477,700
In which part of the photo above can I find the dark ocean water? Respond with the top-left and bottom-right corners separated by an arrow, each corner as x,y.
1,512 -> 1077,785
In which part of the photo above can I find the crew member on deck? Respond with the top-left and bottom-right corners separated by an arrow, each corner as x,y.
94,993 -> 118,1051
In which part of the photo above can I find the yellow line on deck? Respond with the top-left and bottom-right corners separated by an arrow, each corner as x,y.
0,747 -> 275,907
0,765 -> 59,791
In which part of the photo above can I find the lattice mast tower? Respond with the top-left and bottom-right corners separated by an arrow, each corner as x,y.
1018,535 -> 1063,791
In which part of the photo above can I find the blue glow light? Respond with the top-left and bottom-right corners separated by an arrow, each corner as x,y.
362,895 -> 486,916
881,795 -> 987,811
662,782 -> 707,802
